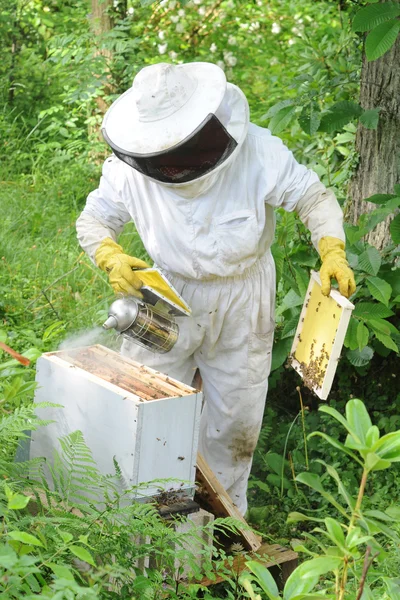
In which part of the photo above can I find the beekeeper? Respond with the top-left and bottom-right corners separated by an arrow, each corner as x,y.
76,62 -> 356,515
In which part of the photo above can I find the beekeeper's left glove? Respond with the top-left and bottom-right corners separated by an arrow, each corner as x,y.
319,236 -> 356,299
95,238 -> 150,298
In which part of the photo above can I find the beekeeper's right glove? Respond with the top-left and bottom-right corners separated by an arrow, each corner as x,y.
95,238 -> 150,298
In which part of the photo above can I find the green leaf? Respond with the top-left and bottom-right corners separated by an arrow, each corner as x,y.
245,561 -> 280,599
69,545 -> 95,566
283,556 -> 341,600
346,399 -> 372,444
352,2 -> 400,32
359,108 -> 380,129
271,337 -> 293,371
7,493 -> 31,510
357,321 -> 369,351
9,531 -> 44,547
373,330 -> 399,352
318,405 -> 359,439
374,431 -> 400,461
308,433 -> 363,466
363,193 -> 398,205
390,213 -> 400,244
357,246 -> 381,275
295,473 -> 348,516
366,426 -> 380,447
365,19 -> 400,61
353,302 -> 393,319
366,276 -> 392,305
298,103 -> 321,135
276,289 -> 303,314
48,563 -> 75,581
347,346 -> 374,367
344,316 -> 359,350
365,452 -> 392,471
58,530 -> 74,544
325,517 -> 346,548
287,512 -> 324,524
319,101 -> 362,133
368,317 -> 398,336
262,99 -> 294,120
240,575 -> 264,600
269,105 -> 297,134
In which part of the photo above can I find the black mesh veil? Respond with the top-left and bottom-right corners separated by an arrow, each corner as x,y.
102,114 -> 238,184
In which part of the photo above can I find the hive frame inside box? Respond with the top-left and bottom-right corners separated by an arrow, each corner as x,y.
30,345 -> 202,501
290,271 -> 354,400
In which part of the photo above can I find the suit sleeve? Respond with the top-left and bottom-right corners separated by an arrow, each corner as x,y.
76,155 -> 132,262
265,138 -> 345,250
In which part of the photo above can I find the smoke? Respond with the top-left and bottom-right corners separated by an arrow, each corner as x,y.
58,326 -> 108,351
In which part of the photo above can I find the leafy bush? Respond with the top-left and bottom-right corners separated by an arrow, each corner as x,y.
241,399 -> 400,599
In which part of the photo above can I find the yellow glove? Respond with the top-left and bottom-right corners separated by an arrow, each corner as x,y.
319,236 -> 356,299
95,238 -> 150,298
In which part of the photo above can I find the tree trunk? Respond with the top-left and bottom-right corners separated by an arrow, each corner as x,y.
90,0 -> 114,39
348,31 -> 400,249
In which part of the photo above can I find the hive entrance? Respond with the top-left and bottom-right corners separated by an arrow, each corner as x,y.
56,345 -> 192,401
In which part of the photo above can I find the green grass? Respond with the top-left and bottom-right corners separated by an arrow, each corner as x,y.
0,160 -> 148,359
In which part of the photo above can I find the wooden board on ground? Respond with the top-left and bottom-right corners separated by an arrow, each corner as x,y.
199,542 -> 298,587
195,453 -> 262,552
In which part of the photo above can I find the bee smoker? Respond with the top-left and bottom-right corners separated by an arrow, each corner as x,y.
102,297 -> 179,354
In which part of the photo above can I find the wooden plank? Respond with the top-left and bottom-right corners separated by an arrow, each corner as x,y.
195,453 -> 262,552
199,542 -> 298,587
91,345 -> 195,395
61,350 -> 156,401
86,347 -> 176,398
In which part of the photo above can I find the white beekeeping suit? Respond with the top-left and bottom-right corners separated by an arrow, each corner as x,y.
77,62 -> 354,514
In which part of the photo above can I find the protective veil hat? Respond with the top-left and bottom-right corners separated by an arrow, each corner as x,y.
102,62 -> 228,156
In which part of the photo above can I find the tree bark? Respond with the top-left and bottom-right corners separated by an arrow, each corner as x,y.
348,29 -> 400,249
90,0 -> 114,39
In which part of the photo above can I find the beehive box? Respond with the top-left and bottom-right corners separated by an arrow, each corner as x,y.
30,345 -> 202,499
290,271 -> 354,400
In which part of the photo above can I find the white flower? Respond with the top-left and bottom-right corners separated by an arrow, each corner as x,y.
158,43 -> 168,54
168,0 -> 177,8
249,21 -> 260,31
127,6 -> 134,14
193,0 -> 202,4
198,6 -> 206,15
270,56 -> 279,66
271,22 -> 281,34
169,50 -> 178,60
296,17 -> 303,24
254,34 -> 262,44
113,0 -> 119,6
178,8 -> 185,16
210,42 -> 217,53
158,30 -> 165,40
228,35 -> 237,45
291,26 -> 300,35
175,22 -> 184,33
170,15 -> 179,23
288,38 -> 295,46
223,50 -> 237,67
160,0 -> 168,5
216,60 -> 225,70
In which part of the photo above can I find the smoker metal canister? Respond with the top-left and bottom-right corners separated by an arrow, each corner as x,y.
103,297 -> 178,354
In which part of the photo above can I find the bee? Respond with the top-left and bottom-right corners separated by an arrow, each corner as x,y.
333,314 -> 336,319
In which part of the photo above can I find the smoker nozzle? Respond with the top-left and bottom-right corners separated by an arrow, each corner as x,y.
103,315 -> 118,331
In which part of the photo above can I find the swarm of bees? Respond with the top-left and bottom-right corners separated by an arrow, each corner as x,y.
289,340 -> 331,392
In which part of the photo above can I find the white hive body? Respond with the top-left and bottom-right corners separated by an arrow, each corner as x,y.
30,345 -> 202,500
